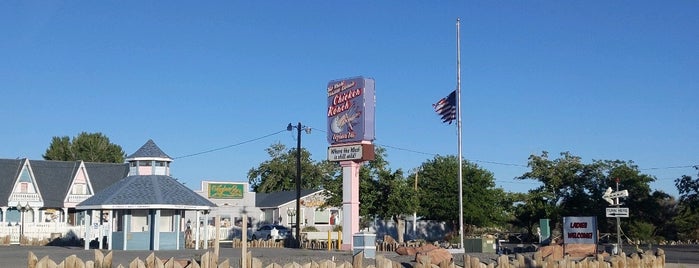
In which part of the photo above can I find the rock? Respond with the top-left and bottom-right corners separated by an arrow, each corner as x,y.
395,244 -> 452,265
537,244 -> 563,260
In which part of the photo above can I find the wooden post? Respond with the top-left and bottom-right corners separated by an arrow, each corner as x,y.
215,215 -> 221,257
242,216 -> 248,268
353,251 -> 363,268
27,252 -> 38,268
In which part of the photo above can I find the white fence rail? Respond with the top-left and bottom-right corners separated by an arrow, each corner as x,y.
0,223 -> 240,243
0,223 -> 87,242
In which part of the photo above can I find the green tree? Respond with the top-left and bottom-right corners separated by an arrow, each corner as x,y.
517,152 -> 668,241
43,132 -> 125,163
516,152 -> 585,229
417,155 -> 507,233
674,167 -> 699,240
321,146 -> 419,242
247,142 -> 335,193
510,191 -> 550,241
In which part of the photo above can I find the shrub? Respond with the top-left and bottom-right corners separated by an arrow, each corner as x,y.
302,226 -> 319,232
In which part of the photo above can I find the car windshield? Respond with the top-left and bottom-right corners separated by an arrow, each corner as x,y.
272,225 -> 288,230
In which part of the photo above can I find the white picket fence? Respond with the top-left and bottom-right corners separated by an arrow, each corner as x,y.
0,222 -> 240,244
0,222 -> 85,244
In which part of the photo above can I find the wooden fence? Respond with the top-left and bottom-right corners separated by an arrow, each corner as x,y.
26,248 -> 668,268
459,249 -> 667,268
26,250 -> 400,268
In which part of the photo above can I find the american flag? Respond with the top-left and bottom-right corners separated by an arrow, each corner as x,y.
433,90 -> 457,124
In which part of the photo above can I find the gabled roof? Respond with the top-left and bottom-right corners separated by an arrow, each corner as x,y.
84,162 -> 130,194
0,159 -> 23,207
77,175 -> 216,210
0,158 -> 128,207
31,160 -> 81,207
126,139 -> 170,159
255,189 -> 322,208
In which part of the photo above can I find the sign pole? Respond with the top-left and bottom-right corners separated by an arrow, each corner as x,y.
616,178 -> 622,255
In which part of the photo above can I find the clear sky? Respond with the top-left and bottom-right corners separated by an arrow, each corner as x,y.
2,1 -> 697,198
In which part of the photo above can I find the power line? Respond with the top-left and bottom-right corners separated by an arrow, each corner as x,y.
172,129 -> 287,159
173,124 -> 696,172
378,143 -> 528,168
640,165 -> 697,171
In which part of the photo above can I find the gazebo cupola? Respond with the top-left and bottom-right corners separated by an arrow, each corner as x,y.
125,139 -> 172,176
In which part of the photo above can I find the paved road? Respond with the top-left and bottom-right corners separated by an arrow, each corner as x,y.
1,244 -> 697,268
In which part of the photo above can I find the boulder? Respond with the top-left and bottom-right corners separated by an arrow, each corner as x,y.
537,244 -> 564,260
565,244 -> 596,257
397,244 -> 452,265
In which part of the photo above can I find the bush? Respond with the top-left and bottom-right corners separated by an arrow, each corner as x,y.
302,226 -> 319,232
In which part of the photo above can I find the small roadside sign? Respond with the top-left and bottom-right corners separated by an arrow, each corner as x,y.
606,207 -> 629,217
604,190 -> 629,199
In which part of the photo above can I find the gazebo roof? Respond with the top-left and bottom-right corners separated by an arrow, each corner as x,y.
77,175 -> 215,210
126,139 -> 171,159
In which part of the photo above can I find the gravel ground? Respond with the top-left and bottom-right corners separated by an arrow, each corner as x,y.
4,245 -> 697,268
2,246 -> 517,268
234,248 -> 510,268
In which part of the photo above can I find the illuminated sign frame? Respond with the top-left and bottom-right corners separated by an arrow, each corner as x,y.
327,77 -> 375,145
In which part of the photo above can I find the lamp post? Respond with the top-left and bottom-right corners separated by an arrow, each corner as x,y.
286,208 -> 296,238
16,202 -> 30,243
287,122 -> 311,248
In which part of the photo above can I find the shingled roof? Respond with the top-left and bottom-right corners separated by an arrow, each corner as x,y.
31,160 -> 81,207
84,162 -> 130,194
77,175 -> 216,210
0,159 -> 128,207
0,159 -> 23,207
126,139 -> 170,159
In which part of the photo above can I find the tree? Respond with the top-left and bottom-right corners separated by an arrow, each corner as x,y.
674,167 -> 699,240
417,155 -> 507,233
510,191 -> 551,242
517,152 -> 667,241
43,132 -> 125,163
321,146 -> 419,242
675,167 -> 699,212
516,152 -> 585,230
247,142 -> 335,193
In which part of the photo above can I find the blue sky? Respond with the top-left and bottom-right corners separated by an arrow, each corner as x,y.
1,1 -> 697,197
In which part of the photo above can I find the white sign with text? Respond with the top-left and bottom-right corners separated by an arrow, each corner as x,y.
563,216 -> 598,244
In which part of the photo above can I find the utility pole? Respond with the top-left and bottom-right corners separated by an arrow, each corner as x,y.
295,122 -> 302,248
616,177 -> 622,255
413,169 -> 419,236
288,122 -> 309,248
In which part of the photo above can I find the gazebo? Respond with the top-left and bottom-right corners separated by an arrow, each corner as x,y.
77,140 -> 216,250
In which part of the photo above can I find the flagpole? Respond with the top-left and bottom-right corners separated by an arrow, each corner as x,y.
456,18 -> 464,250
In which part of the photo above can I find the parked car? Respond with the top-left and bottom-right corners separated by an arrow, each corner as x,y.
252,224 -> 290,241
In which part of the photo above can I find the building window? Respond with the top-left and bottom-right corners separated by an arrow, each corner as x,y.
72,184 -> 86,195
131,210 -> 149,232
159,210 -> 173,232
20,182 -> 28,193
314,209 -> 330,225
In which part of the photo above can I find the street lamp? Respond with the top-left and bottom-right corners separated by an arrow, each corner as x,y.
287,122 -> 311,248
16,202 -> 31,242
286,208 -> 296,233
